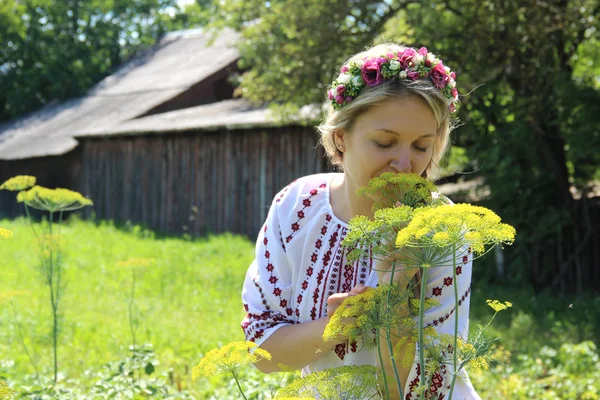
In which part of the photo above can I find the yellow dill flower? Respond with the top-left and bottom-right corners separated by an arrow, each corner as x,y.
0,380 -> 16,400
457,339 -> 477,360
468,356 -> 489,375
38,234 -> 62,247
323,285 -> 410,345
431,231 -> 450,246
0,290 -> 30,305
356,172 -> 438,212
0,175 -> 36,191
17,186 -> 93,212
490,345 -> 512,364
323,293 -> 364,342
395,203 -> 515,257
275,365 -> 379,399
0,228 -> 13,240
486,299 -> 513,312
409,297 -> 440,314
402,340 -> 417,368
192,341 -> 271,380
116,258 -> 155,268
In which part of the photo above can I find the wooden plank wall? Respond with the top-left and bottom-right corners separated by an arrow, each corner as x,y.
0,149 -> 83,219
79,126 -> 330,238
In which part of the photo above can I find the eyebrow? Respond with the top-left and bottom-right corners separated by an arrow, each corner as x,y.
375,129 -> 436,138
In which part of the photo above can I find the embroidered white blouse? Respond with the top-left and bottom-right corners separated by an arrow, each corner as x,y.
241,172 -> 482,399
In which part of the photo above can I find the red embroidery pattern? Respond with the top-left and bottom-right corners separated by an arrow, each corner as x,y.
275,180 -> 296,203
334,343 -> 346,360
427,285 -> 472,329
242,311 -> 296,343
322,229 -> 374,360
405,363 -> 448,400
296,215 -> 329,320
242,219 -> 296,343
284,183 -> 325,245
318,225 -> 342,320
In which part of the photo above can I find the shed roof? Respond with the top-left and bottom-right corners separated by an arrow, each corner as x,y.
74,99 -> 319,137
0,28 -> 240,160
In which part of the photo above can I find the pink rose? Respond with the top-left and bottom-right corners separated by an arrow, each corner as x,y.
341,65 -> 349,73
407,70 -> 421,80
450,71 -> 456,80
451,87 -> 458,99
418,47 -> 428,56
328,90 -> 334,100
430,62 -> 450,89
345,96 -> 353,103
361,57 -> 384,87
336,84 -> 346,94
398,48 -> 417,69
335,95 -> 344,104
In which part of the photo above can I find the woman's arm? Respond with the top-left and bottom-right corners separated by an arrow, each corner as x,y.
254,284 -> 369,373
254,317 -> 342,373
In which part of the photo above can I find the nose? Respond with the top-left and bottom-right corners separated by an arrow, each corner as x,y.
389,147 -> 412,173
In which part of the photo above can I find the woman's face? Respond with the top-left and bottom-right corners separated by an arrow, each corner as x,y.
337,94 -> 438,194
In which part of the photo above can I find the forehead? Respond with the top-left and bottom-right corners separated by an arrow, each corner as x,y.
351,96 -> 438,138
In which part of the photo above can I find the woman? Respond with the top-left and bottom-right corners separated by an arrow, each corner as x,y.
241,43 -> 481,399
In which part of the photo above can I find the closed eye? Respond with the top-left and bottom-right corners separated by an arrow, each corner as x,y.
375,141 -> 394,149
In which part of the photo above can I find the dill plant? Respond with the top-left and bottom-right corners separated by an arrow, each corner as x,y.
326,172 -> 516,399
192,173 -> 516,399
1,176 -> 93,385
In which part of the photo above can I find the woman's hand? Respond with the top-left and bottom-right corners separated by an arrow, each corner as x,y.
324,284 -> 369,344
326,283 -> 368,318
374,258 -> 419,289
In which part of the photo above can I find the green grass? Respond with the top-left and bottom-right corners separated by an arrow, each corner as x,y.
1,216 -> 599,399
0,216 -> 270,397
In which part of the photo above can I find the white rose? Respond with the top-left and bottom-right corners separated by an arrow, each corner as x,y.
352,75 -> 364,87
337,73 -> 352,84
389,59 -> 400,70
444,66 -> 451,73
427,54 -> 437,64
399,70 -> 407,79
412,54 -> 424,65
354,59 -> 364,68
449,79 -> 456,88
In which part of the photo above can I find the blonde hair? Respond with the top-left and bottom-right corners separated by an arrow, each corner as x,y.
317,43 -> 457,178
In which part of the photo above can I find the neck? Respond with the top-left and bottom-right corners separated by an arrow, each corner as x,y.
340,173 -> 375,221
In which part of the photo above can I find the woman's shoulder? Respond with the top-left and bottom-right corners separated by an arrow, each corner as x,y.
273,173 -> 335,203
271,173 -> 338,219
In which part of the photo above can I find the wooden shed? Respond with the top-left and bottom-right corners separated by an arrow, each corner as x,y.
0,28 -> 329,237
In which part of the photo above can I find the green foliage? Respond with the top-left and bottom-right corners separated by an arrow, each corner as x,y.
0,217 -> 258,397
472,342 -> 600,399
209,0 -> 411,110
207,0 -> 600,289
1,218 -> 600,397
274,365 -> 380,399
86,344 -> 193,399
0,0 -> 187,121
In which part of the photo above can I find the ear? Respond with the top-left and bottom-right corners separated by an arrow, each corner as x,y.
333,129 -> 346,147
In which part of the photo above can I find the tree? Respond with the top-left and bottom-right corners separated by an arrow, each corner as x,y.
0,0 -> 184,122
211,0 -> 600,291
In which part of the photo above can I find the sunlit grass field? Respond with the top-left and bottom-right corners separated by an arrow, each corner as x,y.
1,217 -> 599,398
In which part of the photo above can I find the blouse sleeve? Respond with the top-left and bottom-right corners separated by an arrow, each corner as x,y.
241,195 -> 296,347
403,247 -> 474,399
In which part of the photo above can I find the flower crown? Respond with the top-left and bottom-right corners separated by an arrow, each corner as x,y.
327,47 -> 459,113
